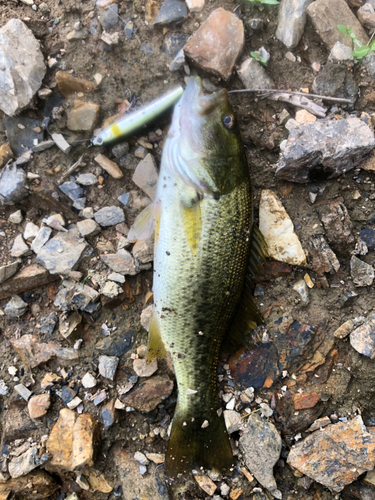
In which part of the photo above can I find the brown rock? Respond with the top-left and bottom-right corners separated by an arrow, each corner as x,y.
41,372 -> 62,389
28,394 -> 51,419
67,100 -> 100,132
95,153 -> 123,179
122,376 -> 173,412
101,249 -> 138,275
287,416 -> 375,492
46,409 -> 100,471
194,474 -> 217,495
12,335 -> 79,368
295,110 -> 316,124
0,470 -> 58,499
183,8 -> 244,80
316,198 -> 354,255
83,468 -> 113,493
0,264 -> 59,300
132,236 -> 154,264
350,313 -> 375,359
133,357 -> 158,378
132,154 -> 158,200
0,144 -> 14,168
307,0 -> 368,50
358,3 -> 375,30
145,0 -> 159,22
55,71 -> 95,98
309,235 -> 340,276
59,311 -> 83,343
292,392 -> 320,410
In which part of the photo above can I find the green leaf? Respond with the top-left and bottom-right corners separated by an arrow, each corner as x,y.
261,0 -> 279,4
371,40 -> 375,50
337,24 -> 349,34
352,45 -> 371,59
250,51 -> 268,64
354,39 -> 363,47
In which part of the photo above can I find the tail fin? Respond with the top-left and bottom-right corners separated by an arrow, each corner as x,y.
165,407 -> 233,477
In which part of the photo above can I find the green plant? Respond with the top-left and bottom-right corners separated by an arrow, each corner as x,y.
337,24 -> 375,59
251,51 -> 268,64
248,0 -> 279,4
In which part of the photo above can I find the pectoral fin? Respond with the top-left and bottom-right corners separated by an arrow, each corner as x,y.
147,314 -> 167,361
180,199 -> 202,256
128,202 -> 155,241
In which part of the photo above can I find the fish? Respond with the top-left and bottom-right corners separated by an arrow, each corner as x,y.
91,86 -> 183,146
128,76 -> 267,477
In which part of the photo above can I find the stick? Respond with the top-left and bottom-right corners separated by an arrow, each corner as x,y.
58,154 -> 85,184
228,88 -> 354,104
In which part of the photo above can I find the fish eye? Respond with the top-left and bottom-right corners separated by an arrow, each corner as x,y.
96,137 -> 103,145
223,114 -> 235,129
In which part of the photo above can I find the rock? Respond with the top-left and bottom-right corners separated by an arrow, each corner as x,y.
312,63 -> 357,102
154,0 -> 188,27
195,475 -> 217,495
40,312 -> 58,335
240,414 -> 282,499
82,372 -> 97,389
0,264 -> 58,300
329,41 -> 354,62
59,311 -> 82,342
99,355 -> 119,380
132,236 -> 154,264
67,100 -> 100,132
292,279 -> 309,305
186,0 -> 204,11
102,248 -> 137,275
287,416 -> 375,492
36,229 -> 90,275
101,3 -> 119,30
24,222 -> 39,241
8,446 -> 41,479
316,198 -> 354,255
59,181 -> 84,202
358,3 -> 375,29
28,394 -> 51,419
0,20 -> 46,116
183,8 -> 244,81
77,219 -> 101,237
293,392 -> 320,410
95,206 -> 125,227
112,142 -> 129,159
307,0 -> 368,50
132,154 -> 158,200
4,295 -> 28,317
112,445 -> 169,499
51,133 -> 72,154
350,313 -> 375,358
94,153 -> 124,179
46,409 -> 100,471
101,30 -> 119,46
259,190 -> 306,266
122,376 -> 174,412
351,255 -> 374,287
169,49 -> 186,71
15,383 -> 32,401
162,33 -> 189,57
101,399 -> 118,428
133,358 -> 158,377
276,0 -> 314,49
224,410 -> 243,434
0,260 -> 20,285
95,331 -> 133,357
9,209 -> 23,224
100,281 -> 122,298
30,226 -> 52,254
76,173 -> 98,186
82,207 -> 95,219
0,163 -> 29,205
4,116 -> 44,156
12,334 -> 79,368
237,57 -> 274,91
41,372 -> 62,389
11,234 -> 30,258
0,470 -> 58,498
55,71 -> 95,98
295,109 -> 316,124
277,118 -> 375,183
309,235 -> 340,275
0,144 -> 14,167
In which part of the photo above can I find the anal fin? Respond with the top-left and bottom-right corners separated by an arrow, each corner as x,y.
147,313 -> 167,361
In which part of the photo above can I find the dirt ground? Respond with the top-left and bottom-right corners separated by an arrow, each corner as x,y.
1,0 -> 375,498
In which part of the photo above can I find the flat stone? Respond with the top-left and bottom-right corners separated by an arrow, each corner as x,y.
76,173 -> 98,186
295,109 -> 316,124
28,394 -> 51,419
287,416 -> 375,492
350,313 -> 375,358
307,0 -> 368,50
67,100 -> 100,132
59,181 -> 84,202
237,56 -> 274,90
95,206 -> 125,226
329,41 -> 354,62
186,0 -> 204,12
95,332 -> 133,357
0,163 -> 29,205
101,3 -> 119,30
350,255 -> 374,287
224,410 -> 243,434
4,116 -> 44,157
293,392 -> 320,410
11,234 -> 30,258
12,334 -> 79,368
15,383 -> 32,401
101,280 -> 123,298
312,63 -> 357,102
145,452 -> 165,464
133,358 -> 158,377
122,376 -> 173,412
40,312 -> 58,335
101,399 -> 118,428
0,264 -> 58,300
334,317 -> 365,339
112,142 -> 129,159
51,133 -> 72,154
46,409 -> 100,471
309,235 -> 340,275
30,226 -> 52,254
67,29 -> 86,41
59,311 -> 82,342
183,8 -> 244,81
316,198 -> 354,255
0,144 -> 14,167
82,372 -> 97,389
132,236 -> 154,263
259,189 -> 306,266
276,0 -> 314,48
9,209 -> 23,224
358,3 -> 375,29
55,71 -> 95,98
0,260 -> 20,285
24,222 -> 39,241
99,355 -> 119,380
4,294 -> 28,317
8,447 -> 42,479
194,475 -> 217,496
0,470 -> 58,498
0,19 -> 46,116
102,248 -> 137,275
77,219 -> 101,237
240,414 -> 282,499
162,33 -> 190,57
132,154 -> 158,200
277,118 -> 375,183
154,0 -> 188,27
36,229 -> 90,275
83,468 -> 114,493
169,48 -> 185,71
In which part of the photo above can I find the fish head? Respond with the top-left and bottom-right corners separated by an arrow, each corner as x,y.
168,76 -> 247,196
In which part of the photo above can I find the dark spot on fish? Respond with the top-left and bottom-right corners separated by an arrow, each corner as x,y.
178,353 -> 185,359
166,251 -> 170,256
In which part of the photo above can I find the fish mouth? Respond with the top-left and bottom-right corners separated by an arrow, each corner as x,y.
180,76 -> 227,117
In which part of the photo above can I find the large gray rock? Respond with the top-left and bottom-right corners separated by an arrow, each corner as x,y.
276,0 -> 314,48
0,19 -> 46,116
0,164 -> 29,205
237,57 -> 274,90
276,118 -> 375,183
4,295 -> 28,318
36,229 -> 90,275
0,260 -> 20,285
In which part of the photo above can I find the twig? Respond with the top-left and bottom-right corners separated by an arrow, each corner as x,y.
58,154 -> 84,184
228,88 -> 354,104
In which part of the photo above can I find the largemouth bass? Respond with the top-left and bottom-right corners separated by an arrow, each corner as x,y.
129,76 -> 266,476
